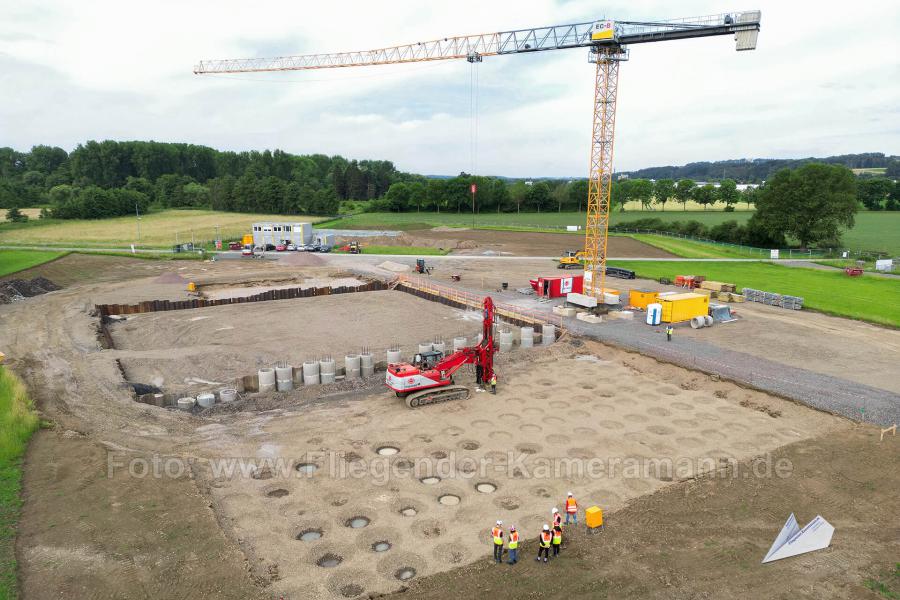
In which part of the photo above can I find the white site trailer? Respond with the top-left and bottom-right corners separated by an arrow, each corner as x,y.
252,222 -> 312,247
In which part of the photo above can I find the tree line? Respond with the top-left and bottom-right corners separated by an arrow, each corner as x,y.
620,152 -> 899,183
0,141 -> 405,218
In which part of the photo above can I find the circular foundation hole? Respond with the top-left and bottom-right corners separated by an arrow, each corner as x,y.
251,468 -> 273,480
346,516 -> 370,529
295,462 -> 318,474
376,446 -> 399,456
476,482 -> 497,494
420,476 -> 441,485
340,583 -> 364,598
372,541 -> 392,552
266,488 -> 289,498
438,494 -> 460,506
395,567 -> 417,581
297,528 -> 323,542
399,506 -> 418,517
430,450 -> 448,459
317,553 -> 343,568
459,441 -> 480,450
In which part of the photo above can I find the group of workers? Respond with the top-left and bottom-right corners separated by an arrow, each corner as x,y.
490,492 -> 578,565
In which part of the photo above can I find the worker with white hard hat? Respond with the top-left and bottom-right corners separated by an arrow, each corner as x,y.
552,507 -> 562,528
491,520 -> 504,563
565,492 -> 578,525
507,525 -> 519,565
536,524 -> 552,563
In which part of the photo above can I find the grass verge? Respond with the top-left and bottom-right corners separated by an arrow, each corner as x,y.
0,365 -> 40,599
608,259 -> 900,327
0,250 -> 69,277
625,234 -> 764,259
335,245 -> 450,256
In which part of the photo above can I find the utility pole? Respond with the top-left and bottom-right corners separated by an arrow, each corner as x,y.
470,182 -> 477,229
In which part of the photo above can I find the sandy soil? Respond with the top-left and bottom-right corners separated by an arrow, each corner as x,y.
0,254 -> 891,600
107,290 -> 491,395
191,340 -> 841,599
396,424 -> 900,600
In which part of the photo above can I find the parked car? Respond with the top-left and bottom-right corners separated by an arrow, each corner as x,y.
242,245 -> 254,256
228,241 -> 242,251
303,243 -> 318,252
287,243 -> 296,251
265,244 -> 276,251
319,245 -> 332,253
253,245 -> 265,253
275,243 -> 287,252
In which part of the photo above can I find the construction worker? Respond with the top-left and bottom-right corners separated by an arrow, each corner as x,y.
489,372 -> 497,394
552,507 -> 562,529
536,524 -> 552,563
552,525 -> 562,557
666,324 -> 674,342
507,525 -> 519,565
565,492 -> 578,525
491,520 -> 504,563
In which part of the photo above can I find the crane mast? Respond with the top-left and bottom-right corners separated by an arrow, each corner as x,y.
196,11 -> 761,298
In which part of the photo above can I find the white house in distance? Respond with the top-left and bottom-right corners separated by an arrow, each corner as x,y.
252,222 -> 313,247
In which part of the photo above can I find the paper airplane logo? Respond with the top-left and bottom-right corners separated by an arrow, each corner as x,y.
762,513 -> 834,563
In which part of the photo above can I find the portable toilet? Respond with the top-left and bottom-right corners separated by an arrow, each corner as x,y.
646,303 -> 662,325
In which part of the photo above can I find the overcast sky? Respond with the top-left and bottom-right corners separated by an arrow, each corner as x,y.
1,0 -> 898,177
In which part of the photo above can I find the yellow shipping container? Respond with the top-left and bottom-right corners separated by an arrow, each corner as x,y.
660,292 -> 709,323
628,289 -> 659,310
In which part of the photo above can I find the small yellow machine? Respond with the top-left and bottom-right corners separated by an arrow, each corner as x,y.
557,250 -> 587,269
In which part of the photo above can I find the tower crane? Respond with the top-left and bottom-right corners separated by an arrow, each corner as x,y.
195,12 -> 761,298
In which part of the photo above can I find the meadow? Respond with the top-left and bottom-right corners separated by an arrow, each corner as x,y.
0,210 -> 326,249
608,259 -> 900,327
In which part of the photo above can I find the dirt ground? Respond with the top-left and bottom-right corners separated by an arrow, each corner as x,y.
108,290 -> 492,395
1,253 -> 896,600
191,339 -> 841,599
393,228 -> 676,258
396,424 -> 900,600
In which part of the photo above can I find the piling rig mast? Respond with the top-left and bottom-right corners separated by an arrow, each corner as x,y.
195,12 -> 761,297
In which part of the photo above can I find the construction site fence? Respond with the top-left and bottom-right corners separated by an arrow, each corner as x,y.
393,274 -> 563,335
95,280 -> 388,316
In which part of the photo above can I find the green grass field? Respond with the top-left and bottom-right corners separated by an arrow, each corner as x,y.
608,260 -> 900,327
0,250 -> 68,277
0,366 -> 40,599
0,209 -> 326,249
624,234 -> 764,259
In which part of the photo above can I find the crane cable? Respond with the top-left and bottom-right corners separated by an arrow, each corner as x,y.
469,58 -> 479,178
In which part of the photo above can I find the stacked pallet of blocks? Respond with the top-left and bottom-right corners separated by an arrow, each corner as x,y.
741,288 -> 803,310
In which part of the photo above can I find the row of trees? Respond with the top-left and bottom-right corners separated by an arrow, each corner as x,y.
0,141 -> 405,218
622,152 -> 898,183
612,164 -> 862,249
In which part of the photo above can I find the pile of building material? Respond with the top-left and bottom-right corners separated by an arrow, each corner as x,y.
699,280 -> 736,293
742,288 -> 803,310
377,260 -> 411,273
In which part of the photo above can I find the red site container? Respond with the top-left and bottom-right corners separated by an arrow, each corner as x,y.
530,275 -> 584,298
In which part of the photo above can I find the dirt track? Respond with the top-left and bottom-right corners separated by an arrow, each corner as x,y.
2,253 -> 896,599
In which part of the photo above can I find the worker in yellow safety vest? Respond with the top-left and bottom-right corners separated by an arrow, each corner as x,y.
565,492 -> 578,525
490,373 -> 497,395
491,520 -> 504,563
552,507 -> 562,529
536,524 -> 551,563
507,525 -> 519,564
666,325 -> 674,342
552,525 -> 562,557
